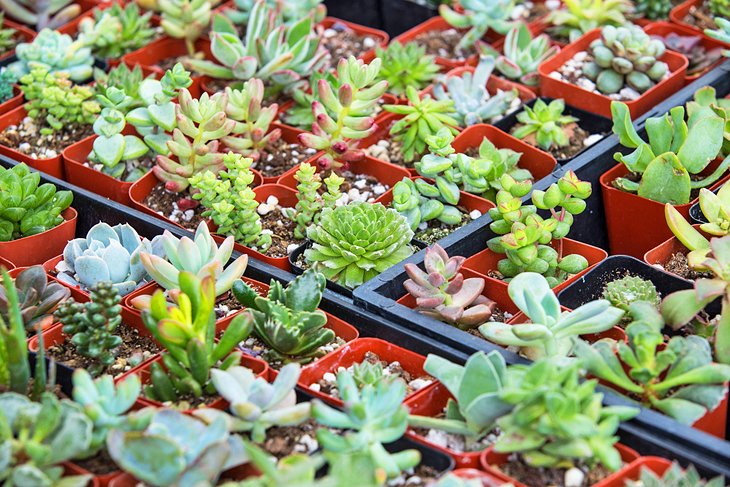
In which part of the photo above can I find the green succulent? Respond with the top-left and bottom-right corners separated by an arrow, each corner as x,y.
93,64 -> 153,105
285,163 -> 322,240
0,13 -> 16,55
391,177 -> 463,232
705,18 -> 730,57
547,0 -> 632,43
511,99 -> 578,151
0,0 -> 80,31
159,0 -> 211,57
602,275 -> 660,312
0,69 -> 16,104
351,360 -> 388,389
439,0 -> 516,49
223,79 -> 281,162
625,462 -> 726,487
635,0 -> 672,20
490,23 -> 559,87
281,70 -> 339,130
78,3 -> 158,60
8,28 -> 93,82
0,265 -> 69,334
374,42 -> 439,97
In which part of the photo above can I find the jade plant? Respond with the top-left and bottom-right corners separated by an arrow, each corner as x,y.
190,152 -> 272,252
493,358 -> 639,472
232,269 -> 335,363
374,42 -> 439,97
108,409 -> 247,486
0,163 -> 73,242
480,272 -> 624,359
433,56 -> 519,127
487,172 -> 592,285
547,0 -> 632,42
194,363 -> 311,442
635,0 -> 672,20
610,100 -> 728,205
511,99 -> 578,152
488,23 -> 559,87
224,0 -> 325,26
408,351 -> 513,449
159,0 -> 211,58
0,0 -> 80,30
9,28 -> 94,82
439,0 -> 516,49
298,56 -> 386,170
603,275 -> 660,312
391,177 -> 463,234
223,80 -> 281,161
140,272 -> 254,403
625,462 -> 725,487
0,265 -> 69,333
403,244 -> 497,330
304,202 -> 415,289
78,3 -> 157,60
312,370 -> 421,480
575,301 -> 730,423
56,222 -> 163,296
583,25 -> 668,95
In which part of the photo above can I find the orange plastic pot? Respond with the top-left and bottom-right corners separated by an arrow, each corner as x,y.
669,0 -> 729,38
479,444 -> 640,487
320,16 -> 389,59
0,207 -> 77,267
598,457 -> 672,486
392,17 -> 478,70
0,105 -> 66,178
435,65 -> 538,103
0,18 -> 34,63
463,237 -> 608,294
641,224 -> 708,280
121,36 -> 212,81
0,256 -> 14,270
0,86 -> 24,117
538,28 -> 688,118
298,337 -> 432,407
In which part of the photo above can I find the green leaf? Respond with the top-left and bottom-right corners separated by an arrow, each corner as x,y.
638,153 -> 691,204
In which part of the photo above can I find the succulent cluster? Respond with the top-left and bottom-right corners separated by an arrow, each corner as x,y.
547,0 -> 632,43
159,0 -> 211,56
706,18 -> 730,53
635,0 -> 673,20
603,275 -> 660,312
584,25 -> 669,94
0,69 -> 16,104
0,0 -> 80,30
391,177 -> 463,232
0,13 -> 16,55
375,42 -> 439,97
9,28 -> 93,82
223,79 -> 281,161
284,163 -> 343,240
0,265 -> 69,334
625,462 -> 725,487
489,23 -> 559,87
78,3 -> 158,60
439,0 -> 516,49
710,0 -> 730,18
511,99 -> 578,151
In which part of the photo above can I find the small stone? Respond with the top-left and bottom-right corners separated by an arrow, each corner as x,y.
286,243 -> 299,254
261,229 -> 273,236
182,209 -> 194,221
408,378 -> 432,390
45,149 -> 57,158
363,37 -> 375,49
257,203 -> 273,215
377,139 -> 389,147
323,28 -> 337,38
576,77 -> 596,92
353,178 -> 368,189
323,372 -> 336,382
469,209 -> 482,220
372,184 -> 386,195
619,86 -> 641,101
583,133 -> 603,147
309,383 -> 321,392
18,142 -> 31,152
418,222 -> 428,231
347,188 -> 361,200
573,51 -> 588,62
299,434 -> 319,453
546,0 -> 561,7
266,195 -> 279,206
565,467 -> 585,487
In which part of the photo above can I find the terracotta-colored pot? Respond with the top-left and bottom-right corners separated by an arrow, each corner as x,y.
0,18 -> 34,63
121,36 -> 212,81
392,17 -> 479,70
0,255 -> 14,270
255,123 -> 322,185
0,208 -> 77,267
298,337 -> 433,407
538,28 -> 688,118
641,224 -> 709,281
62,462 -> 101,487
463,237 -> 608,294
319,16 -> 389,60
447,469 -> 505,485
0,86 -> 24,118
670,0 -> 730,38
479,444 -> 640,487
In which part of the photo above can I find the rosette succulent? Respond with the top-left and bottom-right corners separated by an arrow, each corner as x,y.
439,0 -> 516,49
0,0 -> 81,30
78,3 -> 157,60
304,202 -> 415,289
8,28 -> 94,82
491,23 -> 559,87
375,42 -> 439,97
512,99 -> 578,151
603,275 -> 660,312
0,265 -> 70,333
547,0 -> 632,42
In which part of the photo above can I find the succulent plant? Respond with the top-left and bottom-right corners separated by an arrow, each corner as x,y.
374,42 -> 439,97
78,3 -> 158,60
185,1 -> 328,97
705,18 -> 730,56
108,409 -> 247,486
232,269 -> 334,363
0,68 -> 16,104
511,99 -> 578,151
404,245 -> 497,329
656,33 -> 723,77
312,370 -> 421,480
408,351 -> 513,446
547,0 -> 632,43
286,163 -> 322,240
351,360 -> 389,389
93,64 -> 152,108
139,221 -> 248,298
224,0 -> 326,26
304,202 -> 415,289
710,0 -> 730,18
140,272 -> 254,403
602,275 -> 660,312
487,23 -> 559,87
687,86 -> 730,157
159,0 -> 211,57
194,363 -> 311,442
625,462 -> 725,487
391,177 -> 463,232
583,25 -> 669,95
0,265 -> 69,333
281,70 -> 339,130
433,56 -> 519,127
56,222 -> 162,296
0,392 -> 93,487
0,0 -> 81,30
635,0 -> 672,19
439,0 -> 516,49
576,301 -> 730,423
9,28 -> 93,82
481,273 -> 623,359
384,88 -> 459,164
0,163 -> 73,242
223,80 -> 281,161
0,13 -> 16,55
298,56 -> 386,170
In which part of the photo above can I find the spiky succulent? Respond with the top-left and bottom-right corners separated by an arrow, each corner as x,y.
625,462 -> 726,487
439,0 -> 516,49
0,0 -> 81,30
602,275 -> 660,312
511,99 -> 578,151
374,42 -> 439,97
433,56 -> 519,127
159,0 -> 211,57
491,23 -> 559,87
0,265 -> 69,333
305,202 -> 415,289
8,28 -> 94,82
547,0 -> 633,43
223,79 -> 281,161
78,3 -> 158,60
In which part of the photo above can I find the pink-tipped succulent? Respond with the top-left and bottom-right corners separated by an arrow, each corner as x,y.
223,79 -> 281,161
404,244 -> 496,330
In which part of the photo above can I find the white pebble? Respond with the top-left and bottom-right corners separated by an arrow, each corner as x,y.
469,209 -> 482,220
573,51 -> 588,62
576,77 -> 596,92
323,372 -> 336,382
363,37 -> 375,48
565,468 -> 585,487
286,243 -> 299,254
261,229 -> 273,236
353,179 -> 368,189
183,209 -> 194,222
372,184 -> 386,195
583,133 -> 603,147
546,0 -> 561,7
619,87 -> 641,101
257,203 -> 273,215
549,71 -> 563,80
409,378 -> 432,390
347,188 -> 361,200
309,383 -> 321,392
266,195 -> 279,206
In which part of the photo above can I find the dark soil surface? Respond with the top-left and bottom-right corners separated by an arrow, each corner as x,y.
262,418 -> 321,458
496,455 -> 614,487
73,449 -> 118,476
662,252 -> 713,280
513,122 -> 592,160
411,28 -> 477,61
320,23 -> 379,68
255,138 -> 318,178
260,206 -> 301,258
0,118 -> 93,159
415,211 -> 472,245
683,2 -> 721,30
214,291 -> 245,320
143,183 -> 206,230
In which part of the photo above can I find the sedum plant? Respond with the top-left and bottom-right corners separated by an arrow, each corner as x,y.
139,221 -> 248,298
9,28 -> 93,82
304,202 -> 415,289
0,0 -> 80,30
107,409 -> 247,486
0,393 -> 93,487
190,152 -> 271,252
625,462 -> 725,487
547,0 -> 632,43
384,88 -> 459,164
223,80 -> 281,161
159,0 -> 211,57
232,269 -> 335,363
408,351 -> 513,448
511,98 -> 578,152
0,163 -> 73,242
299,56 -> 386,170
583,25 -> 669,95
78,3 -> 157,60
0,14 -> 15,55
603,275 -> 660,312
194,363 -> 311,442
286,163 -> 322,240
610,100 -> 728,205
480,272 -> 624,359
439,0 -> 516,49
391,177 -> 463,232
575,301 -> 730,423
224,0 -> 326,26
403,244 -> 497,330
0,265 -> 69,333
374,42 -> 439,97
57,222 -> 162,296
635,0 -> 672,20
312,370 -> 421,480
490,23 -> 559,87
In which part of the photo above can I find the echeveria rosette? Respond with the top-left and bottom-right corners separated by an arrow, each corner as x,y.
375,42 -> 439,97
9,29 -> 94,82
304,202 -> 415,289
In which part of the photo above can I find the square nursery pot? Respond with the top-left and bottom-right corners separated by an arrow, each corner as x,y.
393,17 -> 479,70
491,97 -> 613,164
479,443 -> 640,487
599,457 -> 672,486
643,21 -> 728,83
642,224 -> 712,282
297,337 -> 435,407
319,17 -> 390,60
0,86 -> 24,117
538,28 -> 688,119
0,18 -> 34,63
0,207 -> 77,267
462,237 -> 609,294
670,0 -> 730,37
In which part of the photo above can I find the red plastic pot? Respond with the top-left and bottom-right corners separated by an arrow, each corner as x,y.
479,443 -> 640,487
0,86 -> 24,118
0,207 -> 77,267
0,256 -> 14,270
643,21 -> 727,83
0,18 -> 34,63
598,457 -> 673,486
320,17 -> 389,60
121,36 -> 212,81
392,17 -> 478,70
447,469 -> 505,485
463,237 -> 608,294
298,337 -> 432,407
641,225 -> 707,280
0,105 -> 67,178
538,28 -> 688,118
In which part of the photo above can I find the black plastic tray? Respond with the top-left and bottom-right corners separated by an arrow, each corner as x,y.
379,0 -> 438,37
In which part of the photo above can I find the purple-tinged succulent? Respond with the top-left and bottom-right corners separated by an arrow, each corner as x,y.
654,33 -> 723,77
